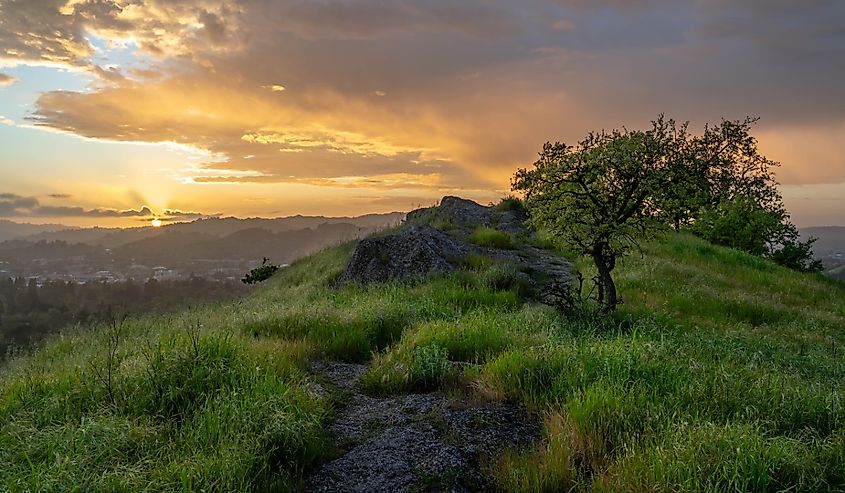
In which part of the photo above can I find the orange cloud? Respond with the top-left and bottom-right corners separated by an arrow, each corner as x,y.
2,0 -> 844,226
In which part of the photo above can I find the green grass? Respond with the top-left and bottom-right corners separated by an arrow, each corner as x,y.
2,233 -> 845,491
470,226 -> 516,249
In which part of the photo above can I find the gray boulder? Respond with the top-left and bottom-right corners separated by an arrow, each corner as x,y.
337,225 -> 472,285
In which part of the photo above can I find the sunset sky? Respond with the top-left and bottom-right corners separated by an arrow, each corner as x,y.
1,0 -> 843,227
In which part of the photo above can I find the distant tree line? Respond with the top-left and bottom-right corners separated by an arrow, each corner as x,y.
0,277 -> 249,358
514,115 -> 821,312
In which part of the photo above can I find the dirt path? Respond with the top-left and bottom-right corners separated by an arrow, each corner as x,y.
305,362 -> 540,492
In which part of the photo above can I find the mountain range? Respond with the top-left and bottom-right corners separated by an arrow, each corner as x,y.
0,213 -> 405,281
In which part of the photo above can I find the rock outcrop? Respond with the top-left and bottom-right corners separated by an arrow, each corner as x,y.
406,195 -> 527,234
338,196 -> 574,307
337,225 -> 471,285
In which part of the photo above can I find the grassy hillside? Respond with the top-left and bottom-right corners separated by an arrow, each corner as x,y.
1,233 -> 844,491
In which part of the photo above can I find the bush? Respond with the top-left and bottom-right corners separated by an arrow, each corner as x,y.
471,227 -> 515,249
689,197 -> 822,272
689,197 -> 782,256
495,195 -> 526,213
242,257 -> 280,284
770,236 -> 824,273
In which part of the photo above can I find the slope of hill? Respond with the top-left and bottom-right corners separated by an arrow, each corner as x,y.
1,220 -> 844,490
0,220 -> 70,243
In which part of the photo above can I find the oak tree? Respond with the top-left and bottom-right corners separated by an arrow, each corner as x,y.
513,116 -> 684,312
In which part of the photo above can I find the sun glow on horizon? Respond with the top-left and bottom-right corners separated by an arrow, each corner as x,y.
151,218 -> 162,227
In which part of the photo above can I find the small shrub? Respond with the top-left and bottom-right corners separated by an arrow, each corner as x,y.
529,230 -> 559,251
242,257 -> 280,284
495,195 -> 526,213
471,227 -> 515,249
770,238 -> 824,272
411,344 -> 451,388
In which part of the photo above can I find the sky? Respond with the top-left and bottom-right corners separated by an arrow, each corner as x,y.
0,0 -> 843,228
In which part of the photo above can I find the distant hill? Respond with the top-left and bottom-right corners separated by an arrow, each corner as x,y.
20,213 -> 405,247
0,213 -> 405,281
801,226 -> 845,278
802,226 -> 845,257
0,219 -> 70,242
108,222 -> 372,264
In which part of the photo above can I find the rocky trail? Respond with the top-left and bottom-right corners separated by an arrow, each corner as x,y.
305,197 -> 563,491
304,361 -> 541,492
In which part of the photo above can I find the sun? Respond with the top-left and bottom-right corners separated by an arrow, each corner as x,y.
151,218 -> 163,228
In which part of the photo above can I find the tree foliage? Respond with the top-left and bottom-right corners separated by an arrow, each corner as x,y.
513,117 -> 685,311
666,117 -> 821,272
241,257 -> 280,284
688,195 -> 784,257
514,115 -> 822,312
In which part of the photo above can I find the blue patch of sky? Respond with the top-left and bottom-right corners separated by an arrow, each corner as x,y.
0,32 -> 193,181
86,32 -> 152,71
0,66 -> 91,121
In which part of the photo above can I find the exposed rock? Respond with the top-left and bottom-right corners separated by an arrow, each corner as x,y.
337,196 -> 574,307
337,224 -> 472,285
406,196 -> 527,234
305,362 -> 540,493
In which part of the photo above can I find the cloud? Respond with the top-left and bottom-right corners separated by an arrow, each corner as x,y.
0,193 -> 200,219
35,205 -> 154,217
4,0 -> 845,201
162,209 -> 220,220
0,73 -> 16,86
0,0 -> 246,75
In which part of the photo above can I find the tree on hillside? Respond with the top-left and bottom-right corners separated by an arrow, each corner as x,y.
513,116 -> 685,312
666,117 -> 822,272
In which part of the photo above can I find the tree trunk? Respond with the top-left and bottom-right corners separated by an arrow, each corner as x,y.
596,275 -> 605,303
593,243 -> 618,312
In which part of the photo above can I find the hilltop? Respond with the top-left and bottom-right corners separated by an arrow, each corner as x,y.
1,198 -> 844,491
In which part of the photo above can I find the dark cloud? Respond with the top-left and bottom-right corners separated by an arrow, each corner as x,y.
162,209 -> 220,220
259,0 -> 517,40
4,0 -> 845,193
0,193 -> 165,218
0,0 -> 245,72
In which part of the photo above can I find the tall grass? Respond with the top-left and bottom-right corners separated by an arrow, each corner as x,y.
471,226 -> 516,249
1,233 -> 844,491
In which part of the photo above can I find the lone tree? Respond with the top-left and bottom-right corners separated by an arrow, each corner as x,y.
516,116 -> 821,313
513,116 -> 684,312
